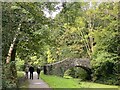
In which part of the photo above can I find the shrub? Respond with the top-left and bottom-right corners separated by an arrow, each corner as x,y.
91,51 -> 119,85
16,60 -> 24,71
64,67 -> 88,80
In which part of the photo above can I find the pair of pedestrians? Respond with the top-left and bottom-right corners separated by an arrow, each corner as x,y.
25,65 -> 42,79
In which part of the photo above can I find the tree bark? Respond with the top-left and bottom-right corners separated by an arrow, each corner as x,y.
4,23 -> 21,88
89,16 -> 94,58
6,37 -> 17,63
6,23 -> 21,64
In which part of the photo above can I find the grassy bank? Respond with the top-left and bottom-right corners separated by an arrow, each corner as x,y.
17,71 -> 29,88
40,71 -> 118,88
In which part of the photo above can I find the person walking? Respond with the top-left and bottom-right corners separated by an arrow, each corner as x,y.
29,65 -> 34,80
25,65 -> 29,79
37,66 -> 42,79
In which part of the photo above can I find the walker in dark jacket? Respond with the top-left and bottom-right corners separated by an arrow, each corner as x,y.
29,66 -> 34,79
37,67 -> 42,79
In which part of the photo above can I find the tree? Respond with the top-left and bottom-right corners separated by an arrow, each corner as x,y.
2,2 -> 50,88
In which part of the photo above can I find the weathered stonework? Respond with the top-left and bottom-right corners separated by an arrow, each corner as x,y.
43,58 -> 91,79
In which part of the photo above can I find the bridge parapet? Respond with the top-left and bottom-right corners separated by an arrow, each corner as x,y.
74,58 -> 91,68
44,58 -> 91,77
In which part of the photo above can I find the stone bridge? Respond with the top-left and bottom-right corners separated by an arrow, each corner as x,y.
43,58 -> 92,79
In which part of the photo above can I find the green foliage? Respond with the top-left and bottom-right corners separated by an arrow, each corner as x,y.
17,71 -> 29,88
74,68 -> 88,81
41,71 -> 118,88
95,75 -> 119,85
17,71 -> 25,78
91,51 -> 119,85
89,2 -> 119,85
64,68 -> 75,78
64,67 -> 88,81
16,58 -> 25,71
2,2 -> 48,89
2,62 -> 18,89
47,48 -> 56,64
2,2 -> 120,88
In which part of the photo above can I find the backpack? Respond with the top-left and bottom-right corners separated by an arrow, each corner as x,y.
25,67 -> 29,72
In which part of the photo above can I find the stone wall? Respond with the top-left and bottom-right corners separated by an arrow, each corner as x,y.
44,58 -> 91,78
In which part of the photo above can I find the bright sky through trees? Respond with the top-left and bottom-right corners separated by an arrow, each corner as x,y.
42,3 -> 63,19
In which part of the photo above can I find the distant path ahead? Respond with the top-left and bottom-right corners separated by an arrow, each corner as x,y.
28,72 -> 50,89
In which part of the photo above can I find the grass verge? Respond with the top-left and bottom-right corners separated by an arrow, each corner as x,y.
40,71 -> 118,88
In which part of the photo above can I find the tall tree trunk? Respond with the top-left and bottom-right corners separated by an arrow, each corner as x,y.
6,37 -> 17,64
78,27 -> 91,58
10,40 -> 18,87
6,23 -> 21,64
89,16 -> 94,58
4,23 -> 21,89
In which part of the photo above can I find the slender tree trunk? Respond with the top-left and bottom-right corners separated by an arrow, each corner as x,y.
89,16 -> 94,58
10,39 -> 18,76
6,23 -> 21,64
10,40 -> 18,87
6,37 -> 17,63
78,27 -> 91,58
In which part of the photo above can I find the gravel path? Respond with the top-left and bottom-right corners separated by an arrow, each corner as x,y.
28,72 -> 51,90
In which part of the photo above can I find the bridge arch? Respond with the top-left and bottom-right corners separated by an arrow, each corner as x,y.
64,66 -> 91,80
43,58 -> 92,80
